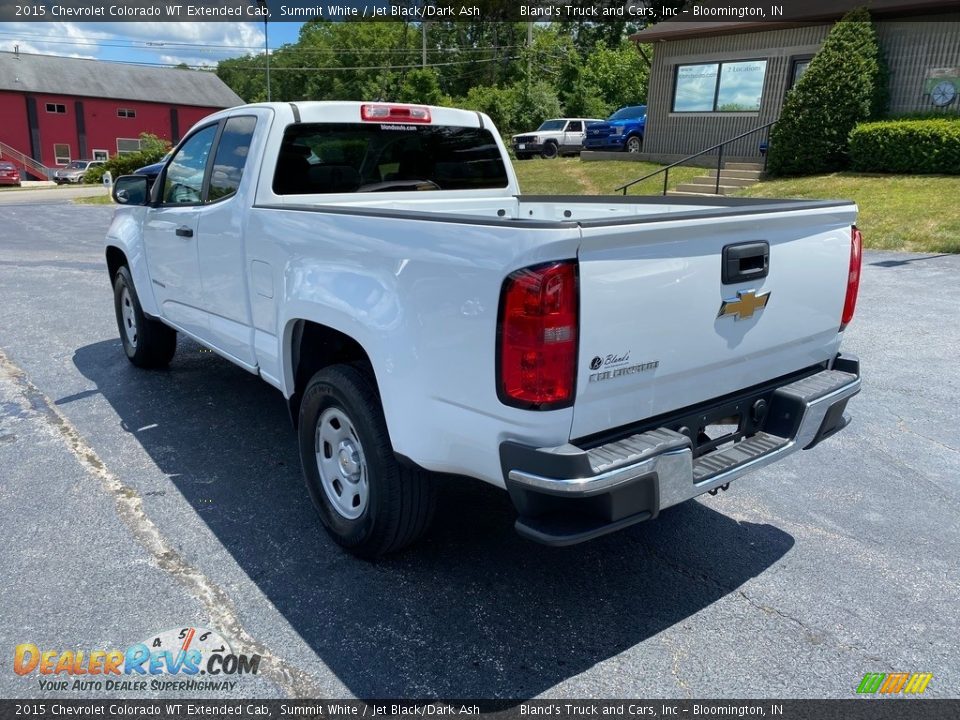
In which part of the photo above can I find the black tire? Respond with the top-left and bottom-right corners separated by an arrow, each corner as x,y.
624,135 -> 643,153
541,141 -> 559,159
113,266 -> 177,368
298,364 -> 436,558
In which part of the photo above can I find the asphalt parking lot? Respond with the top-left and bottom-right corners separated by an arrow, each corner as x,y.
0,201 -> 958,700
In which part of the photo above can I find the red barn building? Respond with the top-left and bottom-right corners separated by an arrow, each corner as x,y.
0,50 -> 244,179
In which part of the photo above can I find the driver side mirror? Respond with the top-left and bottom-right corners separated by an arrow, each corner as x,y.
112,175 -> 149,206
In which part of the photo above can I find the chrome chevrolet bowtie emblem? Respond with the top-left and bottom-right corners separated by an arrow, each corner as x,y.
718,289 -> 771,320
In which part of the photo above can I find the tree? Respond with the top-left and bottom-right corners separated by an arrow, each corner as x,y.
396,68 -> 449,105
767,8 -> 887,175
581,40 -> 650,111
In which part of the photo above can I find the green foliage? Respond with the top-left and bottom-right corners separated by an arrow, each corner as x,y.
214,22 -> 650,131
512,81 -> 564,134
460,84 -> 518,134
395,68 -> 450,106
849,118 -> 960,174
767,8 -> 886,176
580,41 -> 650,112
83,134 -> 170,184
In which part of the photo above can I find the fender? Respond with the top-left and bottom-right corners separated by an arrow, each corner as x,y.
105,207 -> 159,317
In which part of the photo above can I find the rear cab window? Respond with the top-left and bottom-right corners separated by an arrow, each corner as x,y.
272,123 -> 508,195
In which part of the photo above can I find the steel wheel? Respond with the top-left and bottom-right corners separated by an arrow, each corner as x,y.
120,286 -> 139,349
315,407 -> 369,520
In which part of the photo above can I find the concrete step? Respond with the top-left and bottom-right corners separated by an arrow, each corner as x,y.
666,190 -> 727,197
724,162 -> 764,171
705,168 -> 762,180
687,175 -> 758,188
674,183 -> 743,196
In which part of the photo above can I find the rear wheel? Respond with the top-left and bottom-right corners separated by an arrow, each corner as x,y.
625,135 -> 643,153
298,364 -> 436,558
113,266 -> 177,368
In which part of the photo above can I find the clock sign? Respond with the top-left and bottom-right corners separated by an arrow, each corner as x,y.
931,80 -> 957,107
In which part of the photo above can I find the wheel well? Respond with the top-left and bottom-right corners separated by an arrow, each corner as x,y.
106,246 -> 127,280
287,320 -> 374,427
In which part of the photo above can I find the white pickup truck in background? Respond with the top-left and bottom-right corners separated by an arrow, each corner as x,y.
105,101 -> 862,558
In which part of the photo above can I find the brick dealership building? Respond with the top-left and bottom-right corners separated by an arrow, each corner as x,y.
0,51 -> 243,178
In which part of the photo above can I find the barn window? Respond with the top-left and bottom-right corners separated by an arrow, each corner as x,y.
54,144 -> 71,165
117,138 -> 142,155
117,108 -> 137,118
45,103 -> 66,114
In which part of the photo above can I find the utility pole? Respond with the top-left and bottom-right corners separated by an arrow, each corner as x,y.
256,0 -> 271,101
526,22 -> 532,88
422,21 -> 427,68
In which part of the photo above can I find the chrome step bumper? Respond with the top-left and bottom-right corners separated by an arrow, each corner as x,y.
500,355 -> 861,546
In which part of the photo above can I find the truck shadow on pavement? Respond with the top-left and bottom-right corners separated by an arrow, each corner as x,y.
74,338 -> 795,699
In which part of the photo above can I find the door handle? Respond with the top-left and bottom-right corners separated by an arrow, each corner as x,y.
175,226 -> 194,238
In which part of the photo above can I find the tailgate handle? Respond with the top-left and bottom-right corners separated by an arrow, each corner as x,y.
722,241 -> 769,285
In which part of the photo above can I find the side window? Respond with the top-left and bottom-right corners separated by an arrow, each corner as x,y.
567,121 -> 582,132
208,116 -> 257,203
163,124 -> 217,205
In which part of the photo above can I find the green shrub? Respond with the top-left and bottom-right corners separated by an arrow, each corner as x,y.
849,118 -> 960,174
768,8 -> 886,176
83,133 -> 170,184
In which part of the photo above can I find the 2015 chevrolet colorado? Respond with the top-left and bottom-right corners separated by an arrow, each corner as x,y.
105,101 -> 862,557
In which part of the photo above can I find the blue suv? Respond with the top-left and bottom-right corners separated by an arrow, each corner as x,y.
583,105 -> 647,153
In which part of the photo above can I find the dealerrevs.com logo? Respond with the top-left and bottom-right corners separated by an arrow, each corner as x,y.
13,627 -> 261,693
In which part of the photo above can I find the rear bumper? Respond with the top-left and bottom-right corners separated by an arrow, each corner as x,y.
500,355 -> 861,546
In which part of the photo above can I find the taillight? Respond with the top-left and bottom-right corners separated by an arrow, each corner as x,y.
360,104 -> 431,123
498,261 -> 578,409
840,226 -> 863,330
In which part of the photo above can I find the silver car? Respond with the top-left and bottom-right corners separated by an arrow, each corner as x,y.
53,160 -> 105,185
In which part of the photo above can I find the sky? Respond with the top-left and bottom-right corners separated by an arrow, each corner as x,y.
0,21 -> 304,68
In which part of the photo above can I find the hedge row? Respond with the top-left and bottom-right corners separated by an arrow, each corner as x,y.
849,118 -> 960,174
83,134 -> 170,184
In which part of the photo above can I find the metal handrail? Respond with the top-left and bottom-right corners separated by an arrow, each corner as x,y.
614,120 -> 777,196
0,140 -> 51,180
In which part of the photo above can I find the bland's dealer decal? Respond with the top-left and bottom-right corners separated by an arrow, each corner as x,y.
588,352 -> 659,383
13,627 -> 260,693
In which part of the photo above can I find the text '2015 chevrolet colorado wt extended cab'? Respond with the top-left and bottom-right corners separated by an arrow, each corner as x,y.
105,101 -> 862,558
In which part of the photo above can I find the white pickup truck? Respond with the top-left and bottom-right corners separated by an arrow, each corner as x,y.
105,101 -> 862,557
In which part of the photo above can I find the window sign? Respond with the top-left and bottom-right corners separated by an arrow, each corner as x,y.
674,63 -> 719,112
716,60 -> 767,111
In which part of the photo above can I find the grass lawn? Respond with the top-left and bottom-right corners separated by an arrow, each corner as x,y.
735,173 -> 960,254
513,157 -> 701,196
74,194 -> 113,205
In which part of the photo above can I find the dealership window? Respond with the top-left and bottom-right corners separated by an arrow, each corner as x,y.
673,60 -> 768,112
53,144 -> 70,165
790,59 -> 812,89
45,103 -> 66,114
117,108 -> 137,118
116,138 -> 142,156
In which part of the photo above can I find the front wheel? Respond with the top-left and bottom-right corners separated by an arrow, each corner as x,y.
624,135 -> 643,153
541,142 -> 559,159
113,266 -> 177,368
298,364 -> 436,558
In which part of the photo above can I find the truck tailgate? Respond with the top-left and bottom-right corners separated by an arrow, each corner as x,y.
571,203 -> 857,440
